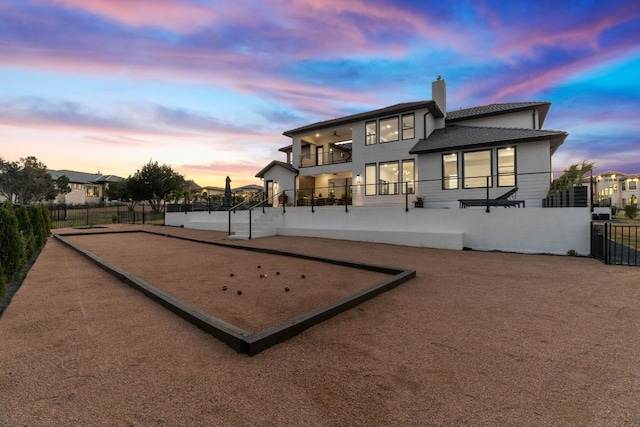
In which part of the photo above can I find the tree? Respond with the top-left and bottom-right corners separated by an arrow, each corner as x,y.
0,201 -> 27,281
549,160 -> 595,195
0,263 -> 6,300
0,156 -> 57,204
15,205 -> 36,260
29,205 -> 47,249
129,161 -> 185,213
56,175 -> 71,203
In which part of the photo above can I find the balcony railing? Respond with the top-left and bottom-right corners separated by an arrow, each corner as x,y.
299,151 -> 352,168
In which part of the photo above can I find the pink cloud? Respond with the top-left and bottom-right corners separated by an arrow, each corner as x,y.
486,2 -> 640,60
39,0 -> 220,33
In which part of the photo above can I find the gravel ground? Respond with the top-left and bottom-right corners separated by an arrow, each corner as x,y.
1,224 -> 639,426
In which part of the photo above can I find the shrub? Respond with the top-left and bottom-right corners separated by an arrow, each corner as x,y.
15,205 -> 36,259
611,206 -> 618,216
567,249 -> 578,256
0,264 -> 6,300
624,204 -> 638,220
29,206 -> 47,248
39,204 -> 51,235
0,202 -> 27,281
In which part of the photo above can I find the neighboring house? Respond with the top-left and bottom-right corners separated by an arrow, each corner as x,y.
256,77 -> 568,208
592,171 -> 639,208
48,169 -> 122,205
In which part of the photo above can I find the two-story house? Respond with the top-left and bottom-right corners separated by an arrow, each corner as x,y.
593,171 -> 639,208
256,77 -> 568,208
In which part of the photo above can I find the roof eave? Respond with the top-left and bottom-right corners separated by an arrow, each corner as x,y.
409,131 -> 568,155
283,101 -> 442,138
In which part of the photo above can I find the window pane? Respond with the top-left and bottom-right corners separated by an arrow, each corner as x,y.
379,161 -> 399,195
497,147 -> 515,187
463,150 -> 492,188
442,153 -> 458,189
365,164 -> 377,195
366,121 -> 377,145
402,160 -> 415,194
630,181 -> 637,190
402,114 -> 415,140
379,117 -> 399,143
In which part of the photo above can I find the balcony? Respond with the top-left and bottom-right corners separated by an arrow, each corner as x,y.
299,150 -> 352,168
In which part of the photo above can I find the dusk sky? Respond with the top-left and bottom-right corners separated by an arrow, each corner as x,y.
1,0 -> 639,187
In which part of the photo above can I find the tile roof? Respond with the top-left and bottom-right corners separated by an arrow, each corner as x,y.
48,169 -> 123,183
446,102 -> 551,124
409,125 -> 568,155
255,160 -> 299,178
283,101 -> 443,137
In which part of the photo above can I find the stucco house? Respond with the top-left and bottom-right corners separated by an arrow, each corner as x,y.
256,77 -> 568,208
592,171 -> 639,208
48,169 -> 121,205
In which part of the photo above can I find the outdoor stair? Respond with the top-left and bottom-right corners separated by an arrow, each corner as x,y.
228,208 -> 281,240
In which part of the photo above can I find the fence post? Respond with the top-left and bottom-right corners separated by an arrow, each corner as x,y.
405,182 -> 409,212
142,204 -> 146,224
485,176 -> 490,213
604,222 -> 609,264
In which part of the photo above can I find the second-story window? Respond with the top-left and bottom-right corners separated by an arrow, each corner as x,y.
366,121 -> 377,145
379,117 -> 399,143
402,114 -> 415,140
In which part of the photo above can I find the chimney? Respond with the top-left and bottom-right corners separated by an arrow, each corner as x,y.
432,76 -> 446,118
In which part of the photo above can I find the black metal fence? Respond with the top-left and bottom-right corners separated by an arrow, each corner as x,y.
591,222 -> 639,266
47,204 -> 164,229
543,186 -> 588,207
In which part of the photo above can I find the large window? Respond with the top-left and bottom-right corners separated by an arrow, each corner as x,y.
366,121 -> 377,145
630,181 -> 637,190
442,153 -> 458,190
402,114 -> 415,140
379,117 -> 399,143
379,161 -> 399,195
463,150 -> 492,188
402,159 -> 415,194
497,147 -> 515,187
86,186 -> 99,197
365,163 -> 377,195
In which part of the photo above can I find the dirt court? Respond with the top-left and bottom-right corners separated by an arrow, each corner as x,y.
1,224 -> 639,426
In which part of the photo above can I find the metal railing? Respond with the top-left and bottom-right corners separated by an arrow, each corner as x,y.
47,203 -> 164,228
299,151 -> 352,168
591,222 -> 639,266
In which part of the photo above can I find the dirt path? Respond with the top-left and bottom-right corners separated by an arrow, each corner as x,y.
1,224 -> 639,426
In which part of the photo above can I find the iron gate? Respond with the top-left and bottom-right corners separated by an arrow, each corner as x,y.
591,222 -> 639,266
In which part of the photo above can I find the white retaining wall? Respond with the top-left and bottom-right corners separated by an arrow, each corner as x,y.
166,207 -> 591,255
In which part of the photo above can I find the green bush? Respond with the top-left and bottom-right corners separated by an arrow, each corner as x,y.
15,205 -> 36,259
567,249 -> 578,256
0,202 -> 27,281
40,204 -> 51,235
0,264 -> 6,300
611,206 -> 618,216
29,205 -> 47,248
624,204 -> 638,220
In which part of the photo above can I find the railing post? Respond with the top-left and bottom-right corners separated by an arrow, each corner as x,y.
485,176 -> 490,213
604,222 -> 609,264
405,181 -> 409,212
249,208 -> 252,240
311,191 -> 315,213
